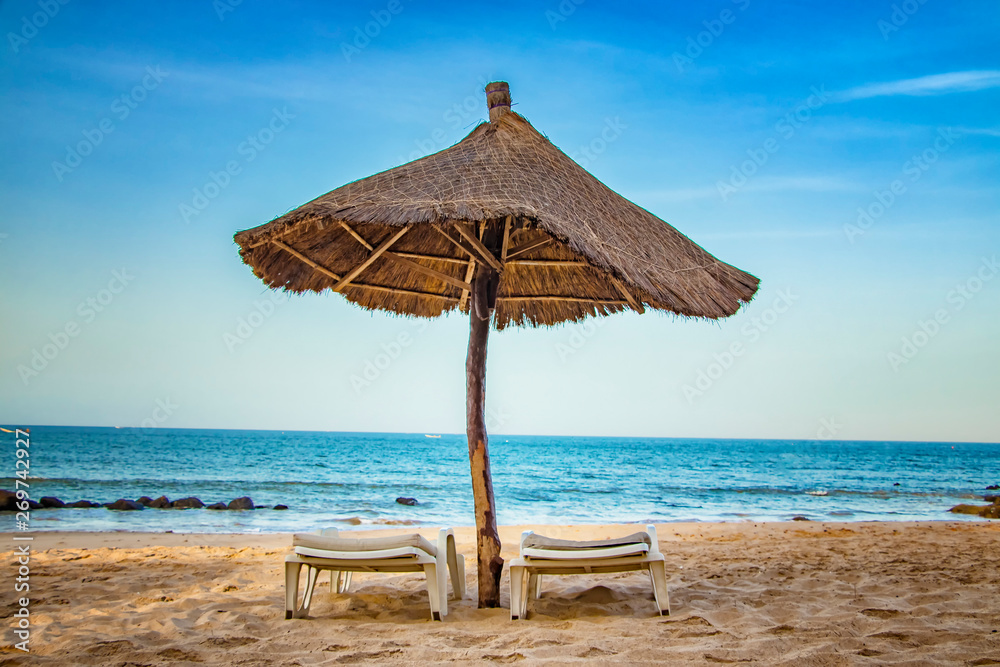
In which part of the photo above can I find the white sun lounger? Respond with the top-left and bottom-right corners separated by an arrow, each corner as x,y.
508,524 -> 669,620
284,527 -> 465,621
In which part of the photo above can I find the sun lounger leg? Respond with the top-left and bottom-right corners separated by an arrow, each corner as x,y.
648,560 -> 670,616
285,560 -> 302,619
341,571 -> 353,593
424,563 -> 443,620
300,565 -> 320,616
510,564 -> 528,620
532,574 -> 542,599
446,535 -> 466,599
330,570 -> 340,593
519,569 -> 530,618
439,559 -> 450,617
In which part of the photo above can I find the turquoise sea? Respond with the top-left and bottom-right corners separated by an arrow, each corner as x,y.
2,427 -> 998,533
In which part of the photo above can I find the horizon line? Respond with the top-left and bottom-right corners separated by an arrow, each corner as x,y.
5,424 -> 997,447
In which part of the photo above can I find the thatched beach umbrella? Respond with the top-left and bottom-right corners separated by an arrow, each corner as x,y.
233,82 -> 759,607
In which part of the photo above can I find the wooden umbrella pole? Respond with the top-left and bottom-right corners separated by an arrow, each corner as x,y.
466,263 -> 503,607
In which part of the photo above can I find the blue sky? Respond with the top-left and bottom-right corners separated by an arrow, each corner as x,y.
1,0 -> 997,442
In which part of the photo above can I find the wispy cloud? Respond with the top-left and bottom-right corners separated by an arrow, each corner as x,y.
956,126 -> 1000,138
837,71 -> 1000,102
39,48 -> 343,102
698,229 -> 843,241
639,176 -> 860,203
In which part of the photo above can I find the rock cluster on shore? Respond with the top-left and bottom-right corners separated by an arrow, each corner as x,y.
0,491 -> 288,512
949,489 -> 1000,519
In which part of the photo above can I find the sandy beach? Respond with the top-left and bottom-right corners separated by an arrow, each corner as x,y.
1,521 -> 998,665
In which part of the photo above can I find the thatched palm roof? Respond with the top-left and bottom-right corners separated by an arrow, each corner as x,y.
234,83 -> 758,329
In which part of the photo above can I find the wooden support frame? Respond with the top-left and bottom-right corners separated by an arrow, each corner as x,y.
339,221 -> 373,250
505,259 -> 588,267
348,282 -> 460,301
393,251 -> 468,265
458,258 -> 477,311
332,227 -> 409,293
385,253 -> 471,292
432,225 -> 478,260
500,216 -> 512,262
271,240 -> 342,282
506,236 -> 553,260
451,223 -> 504,273
337,220 -> 469,291
609,277 -> 645,314
501,295 -> 627,305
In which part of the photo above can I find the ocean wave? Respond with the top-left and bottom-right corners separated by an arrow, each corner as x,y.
0,477 -> 451,492
686,486 -> 974,499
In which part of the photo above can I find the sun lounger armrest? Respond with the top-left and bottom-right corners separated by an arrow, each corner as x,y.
294,545 -> 427,560
522,543 -> 650,559
647,525 -> 660,557
520,530 -> 534,552
317,527 -> 340,538
437,527 -> 453,560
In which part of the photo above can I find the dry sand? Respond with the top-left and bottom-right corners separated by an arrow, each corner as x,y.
2,521 -> 999,665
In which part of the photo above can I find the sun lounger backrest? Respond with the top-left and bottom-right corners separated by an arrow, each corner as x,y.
521,531 -> 652,551
292,533 -> 438,557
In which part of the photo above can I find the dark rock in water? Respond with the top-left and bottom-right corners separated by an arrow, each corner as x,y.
227,497 -> 254,510
68,500 -> 100,508
40,497 -> 65,508
170,497 -> 205,509
982,505 -> 1000,519
206,502 -> 228,510
0,491 -> 42,511
986,484 -> 1000,490
149,495 -> 171,509
791,516 -> 811,521
108,499 -> 144,511
893,483 -> 900,486
273,505 -> 288,510
950,504 -> 990,516
136,496 -> 154,506
984,495 -> 999,504
0,490 -> 17,511
395,497 -> 418,506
